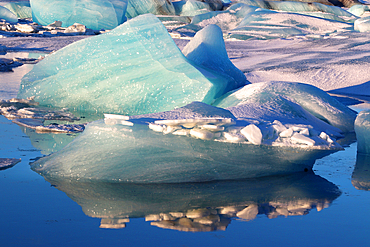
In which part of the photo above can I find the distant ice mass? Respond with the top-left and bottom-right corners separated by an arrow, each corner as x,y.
355,110 -> 370,154
0,5 -> 18,23
30,0 -> 129,30
126,0 -> 175,18
18,14 -> 247,115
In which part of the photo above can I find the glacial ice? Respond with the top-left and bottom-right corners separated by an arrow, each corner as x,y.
0,158 -> 21,170
31,99 -> 347,183
3,2 -> 32,19
125,0 -> 175,18
18,14 -> 246,115
354,16 -> 370,32
214,81 -> 357,133
0,5 -> 18,23
228,9 -> 354,40
173,1 -> 212,16
182,24 -> 247,85
30,0 -> 128,30
36,172 -> 340,229
355,110 -> 370,154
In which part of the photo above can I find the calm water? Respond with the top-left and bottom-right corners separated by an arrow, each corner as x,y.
1,56 -> 370,247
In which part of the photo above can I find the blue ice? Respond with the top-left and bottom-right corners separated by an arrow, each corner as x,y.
126,0 -> 175,18
0,5 -> 18,23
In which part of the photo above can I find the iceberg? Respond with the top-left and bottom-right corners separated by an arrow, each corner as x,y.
18,14 -> 246,115
30,0 -> 128,30
355,110 -> 370,154
31,101 -> 343,183
3,2 -> 32,19
125,0 -> 175,18
36,171 -> 340,229
214,81 -> 357,133
0,5 -> 18,23
228,9 -> 354,40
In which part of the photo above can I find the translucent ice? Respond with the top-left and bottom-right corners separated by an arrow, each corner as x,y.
30,0 -> 128,30
173,0 -> 212,16
3,2 -> 32,19
354,16 -> 370,32
125,0 -> 175,18
214,81 -> 357,133
355,110 -> 370,154
18,14 -> 245,115
0,5 -> 18,23
182,24 -> 247,86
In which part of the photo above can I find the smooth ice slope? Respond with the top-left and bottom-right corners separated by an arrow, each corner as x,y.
18,14 -> 244,115
214,81 -> 357,133
126,0 -> 175,18
355,110 -> 370,154
0,5 -> 18,23
183,24 -> 247,86
30,0 -> 128,30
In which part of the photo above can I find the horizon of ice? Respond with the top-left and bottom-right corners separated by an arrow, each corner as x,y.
213,81 -> 357,133
228,9 -> 354,40
0,5 -> 18,23
183,24 -> 247,85
354,110 -> 370,154
30,98 -> 350,183
126,0 -> 175,19
30,0 -> 128,30
18,14 -> 246,115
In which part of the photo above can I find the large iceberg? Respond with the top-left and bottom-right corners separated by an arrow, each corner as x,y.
125,0 -> 175,18
31,100 -> 347,183
18,14 -> 246,115
355,110 -> 370,154
30,0 -> 128,30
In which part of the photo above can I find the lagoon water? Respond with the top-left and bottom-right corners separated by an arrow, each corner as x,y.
1,54 -> 370,246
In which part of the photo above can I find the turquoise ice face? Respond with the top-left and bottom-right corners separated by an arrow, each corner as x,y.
30,0 -> 128,30
18,14 -> 246,116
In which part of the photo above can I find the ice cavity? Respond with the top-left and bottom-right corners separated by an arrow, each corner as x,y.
214,81 -> 357,133
0,5 -> 18,23
30,0 -> 128,30
182,24 -> 247,86
18,14 -> 246,116
126,0 -> 175,18
32,101 -> 344,183
355,110 -> 370,154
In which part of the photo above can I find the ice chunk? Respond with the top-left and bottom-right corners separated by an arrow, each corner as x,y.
228,9 -> 354,40
355,110 -> 370,154
3,2 -> 32,19
183,24 -> 247,87
18,15 -> 242,115
30,0 -> 128,30
173,1 -> 212,16
0,158 -> 21,171
214,81 -> 356,133
236,204 -> 259,221
126,0 -> 175,18
291,133 -> 315,146
354,16 -> 370,32
0,5 -> 18,23
190,128 -> 215,140
240,124 -> 263,145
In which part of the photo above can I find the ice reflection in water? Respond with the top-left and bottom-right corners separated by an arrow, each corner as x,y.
352,153 -> 370,191
35,171 -> 341,231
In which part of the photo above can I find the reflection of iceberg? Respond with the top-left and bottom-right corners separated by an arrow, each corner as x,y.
37,171 -> 341,231
352,153 -> 370,191
30,0 -> 128,30
18,14 -> 246,115
355,110 -> 370,154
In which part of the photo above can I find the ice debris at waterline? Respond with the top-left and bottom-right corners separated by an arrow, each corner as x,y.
31,101 -> 346,183
0,158 -> 21,171
30,0 -> 129,30
18,14 -> 247,115
37,171 -> 340,230
354,110 -> 370,154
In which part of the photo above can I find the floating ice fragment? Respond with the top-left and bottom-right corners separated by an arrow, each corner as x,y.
223,132 -> 246,142
30,0 -> 128,30
279,128 -> 294,138
148,123 -> 166,132
240,124 -> 263,145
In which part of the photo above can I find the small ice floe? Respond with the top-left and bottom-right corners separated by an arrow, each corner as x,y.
0,158 -> 21,171
12,118 -> 85,133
